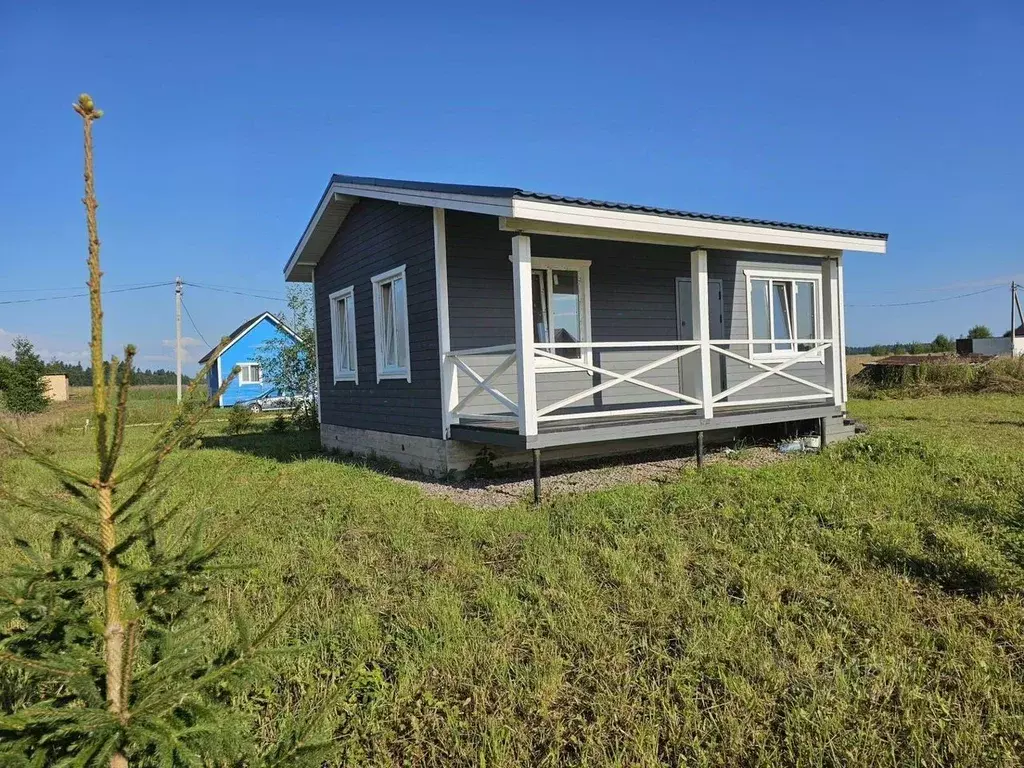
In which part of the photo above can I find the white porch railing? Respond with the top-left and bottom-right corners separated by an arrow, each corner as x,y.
437,241 -> 844,439
443,338 -> 837,434
445,344 -> 519,424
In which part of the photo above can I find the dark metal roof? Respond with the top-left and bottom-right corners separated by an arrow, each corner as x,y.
330,173 -> 889,241
197,311 -> 291,364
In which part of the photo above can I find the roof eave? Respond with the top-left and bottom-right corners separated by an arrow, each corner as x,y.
506,198 -> 887,255
283,177 -> 888,281
283,178 -> 517,281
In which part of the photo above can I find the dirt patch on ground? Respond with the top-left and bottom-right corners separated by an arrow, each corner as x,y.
395,444 -> 792,508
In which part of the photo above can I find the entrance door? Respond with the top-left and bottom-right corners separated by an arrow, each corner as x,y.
675,278 -> 725,396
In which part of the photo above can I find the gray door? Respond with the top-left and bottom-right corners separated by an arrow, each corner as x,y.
676,278 -> 725,396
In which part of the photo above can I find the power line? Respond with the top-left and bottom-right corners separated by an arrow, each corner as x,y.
0,280 -> 175,294
180,297 -> 210,347
0,282 -> 175,306
183,281 -> 285,302
845,274 -> 1024,297
847,285 -> 1002,308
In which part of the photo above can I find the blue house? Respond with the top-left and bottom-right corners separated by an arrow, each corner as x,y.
198,312 -> 299,407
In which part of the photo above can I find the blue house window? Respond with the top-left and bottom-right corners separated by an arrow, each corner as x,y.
238,362 -> 263,385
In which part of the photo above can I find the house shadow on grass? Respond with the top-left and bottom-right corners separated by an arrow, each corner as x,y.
199,430 -> 323,463
866,532 -> 1020,599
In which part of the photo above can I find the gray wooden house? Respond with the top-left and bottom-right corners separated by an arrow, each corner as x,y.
284,175 -> 886,480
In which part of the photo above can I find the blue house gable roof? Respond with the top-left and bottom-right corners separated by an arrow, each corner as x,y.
203,312 -> 300,407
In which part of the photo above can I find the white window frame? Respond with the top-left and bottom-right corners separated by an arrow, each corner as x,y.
530,257 -> 593,373
371,265 -> 412,382
237,361 -> 263,385
329,285 -> 358,384
744,269 -> 823,363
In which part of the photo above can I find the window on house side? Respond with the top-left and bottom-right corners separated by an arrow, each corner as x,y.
238,362 -> 262,385
747,274 -> 820,359
329,286 -> 357,383
371,266 -> 411,382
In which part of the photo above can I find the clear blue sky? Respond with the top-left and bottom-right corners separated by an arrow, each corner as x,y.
2,0 -> 1022,371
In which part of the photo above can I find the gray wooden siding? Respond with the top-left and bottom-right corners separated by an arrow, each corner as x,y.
314,198 -> 442,438
446,211 -> 828,417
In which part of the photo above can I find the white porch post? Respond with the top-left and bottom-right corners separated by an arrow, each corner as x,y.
433,208 -> 459,437
511,234 -> 538,436
822,256 -> 843,407
836,252 -> 848,407
690,249 -> 714,419
311,267 -> 321,423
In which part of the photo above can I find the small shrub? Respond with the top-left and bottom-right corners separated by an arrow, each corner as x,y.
225,404 -> 255,434
465,447 -> 498,479
271,413 -> 289,432
293,399 -> 318,431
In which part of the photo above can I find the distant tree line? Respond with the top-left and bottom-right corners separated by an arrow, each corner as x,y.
847,326 -> 995,357
43,359 -> 191,386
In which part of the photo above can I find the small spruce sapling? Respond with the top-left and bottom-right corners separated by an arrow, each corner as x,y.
0,95 -> 335,767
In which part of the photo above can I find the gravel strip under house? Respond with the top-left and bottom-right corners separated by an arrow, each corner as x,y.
394,444 -> 792,508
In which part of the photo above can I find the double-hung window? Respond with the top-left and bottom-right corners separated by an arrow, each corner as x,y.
371,265 -> 411,382
238,362 -> 262,385
329,286 -> 357,383
746,271 -> 821,360
531,258 -> 592,371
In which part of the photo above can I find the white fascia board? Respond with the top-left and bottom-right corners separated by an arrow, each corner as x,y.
508,199 -> 887,255
284,182 -> 516,281
330,183 -> 514,217
215,312 -> 299,361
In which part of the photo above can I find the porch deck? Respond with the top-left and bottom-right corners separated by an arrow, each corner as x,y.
451,402 -> 842,450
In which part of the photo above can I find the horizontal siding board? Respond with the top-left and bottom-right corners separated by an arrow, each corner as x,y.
315,198 -> 441,438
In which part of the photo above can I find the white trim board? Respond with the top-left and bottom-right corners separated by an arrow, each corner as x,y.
284,180 -> 887,281
205,312 -> 301,363
328,285 -> 358,384
371,264 -> 412,383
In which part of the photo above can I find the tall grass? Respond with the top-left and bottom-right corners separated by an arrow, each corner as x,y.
852,356 -> 1024,398
2,393 -> 1024,765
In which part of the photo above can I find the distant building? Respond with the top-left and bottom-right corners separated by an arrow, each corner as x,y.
42,374 -> 69,402
955,336 -> 1024,357
197,312 -> 300,407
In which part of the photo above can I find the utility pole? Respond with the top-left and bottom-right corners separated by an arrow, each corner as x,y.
175,276 -> 183,403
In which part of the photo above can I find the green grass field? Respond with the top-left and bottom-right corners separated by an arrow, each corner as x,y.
2,391 -> 1023,765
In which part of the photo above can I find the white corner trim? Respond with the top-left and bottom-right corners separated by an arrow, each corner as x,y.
510,199 -> 887,255
328,285 -> 358,384
371,264 -> 412,383
434,208 -> 457,438
311,269 -> 322,416
216,356 -> 224,408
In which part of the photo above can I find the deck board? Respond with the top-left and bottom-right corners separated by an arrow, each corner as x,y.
450,404 -> 842,449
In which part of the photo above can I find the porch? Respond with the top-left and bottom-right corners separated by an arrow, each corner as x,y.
439,234 -> 846,451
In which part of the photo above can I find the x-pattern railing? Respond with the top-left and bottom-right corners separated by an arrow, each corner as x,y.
533,341 -> 703,422
445,338 -> 837,432
446,344 -> 519,423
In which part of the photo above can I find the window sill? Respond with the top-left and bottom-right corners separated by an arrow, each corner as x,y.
333,373 -> 357,384
377,370 -> 411,382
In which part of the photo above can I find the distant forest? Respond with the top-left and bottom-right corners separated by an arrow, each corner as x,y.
44,360 -> 191,386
